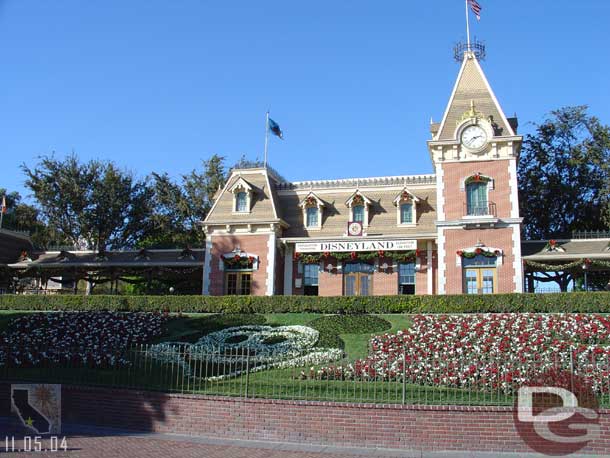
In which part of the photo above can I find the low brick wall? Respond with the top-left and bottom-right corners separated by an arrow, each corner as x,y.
2,383 -> 610,454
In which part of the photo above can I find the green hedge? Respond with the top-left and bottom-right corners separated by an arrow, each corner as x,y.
0,292 -> 609,313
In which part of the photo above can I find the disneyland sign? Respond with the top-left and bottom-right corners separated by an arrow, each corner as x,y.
295,239 -> 417,253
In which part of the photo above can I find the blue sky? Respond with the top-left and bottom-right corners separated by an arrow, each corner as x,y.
1,1 -> 608,199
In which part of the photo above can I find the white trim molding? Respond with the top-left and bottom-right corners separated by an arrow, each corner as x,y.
427,240 -> 433,295
512,224 -> 524,293
437,228 -> 446,294
266,232 -> 277,296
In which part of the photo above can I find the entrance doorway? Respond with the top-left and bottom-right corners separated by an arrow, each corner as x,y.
462,254 -> 497,294
344,263 -> 374,296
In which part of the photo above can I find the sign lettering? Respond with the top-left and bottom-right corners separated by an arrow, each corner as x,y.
294,240 -> 417,253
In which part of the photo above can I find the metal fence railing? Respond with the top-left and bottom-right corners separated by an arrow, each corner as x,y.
1,343 -> 608,407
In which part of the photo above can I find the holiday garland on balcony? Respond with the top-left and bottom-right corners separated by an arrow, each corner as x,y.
294,249 -> 421,264
456,248 -> 500,258
223,254 -> 257,269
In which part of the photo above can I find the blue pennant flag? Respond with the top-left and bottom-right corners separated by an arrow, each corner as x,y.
268,118 -> 284,139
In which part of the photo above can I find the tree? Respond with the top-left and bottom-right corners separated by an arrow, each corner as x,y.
519,106 -> 610,239
518,106 -> 610,290
0,188 -> 59,249
22,155 -> 153,250
141,154 -> 227,248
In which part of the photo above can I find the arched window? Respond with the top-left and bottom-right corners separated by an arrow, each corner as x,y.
466,181 -> 488,216
352,205 -> 365,223
306,206 -> 318,227
400,203 -> 413,224
235,191 -> 248,212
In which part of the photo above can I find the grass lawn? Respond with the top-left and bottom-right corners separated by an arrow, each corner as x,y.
151,312 -> 411,361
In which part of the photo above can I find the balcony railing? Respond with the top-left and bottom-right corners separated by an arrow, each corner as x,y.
464,201 -> 497,217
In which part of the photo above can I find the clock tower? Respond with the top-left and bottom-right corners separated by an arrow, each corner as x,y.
428,49 -> 524,294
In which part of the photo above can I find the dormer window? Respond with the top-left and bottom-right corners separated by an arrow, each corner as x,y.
229,177 -> 253,214
345,191 -> 372,228
235,192 -> 248,212
400,203 -> 413,224
353,204 -> 364,223
299,192 -> 324,230
306,206 -> 318,227
393,188 -> 419,226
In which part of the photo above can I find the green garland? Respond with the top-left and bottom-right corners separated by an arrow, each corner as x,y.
456,248 -> 500,259
525,258 -> 610,271
294,250 -> 419,264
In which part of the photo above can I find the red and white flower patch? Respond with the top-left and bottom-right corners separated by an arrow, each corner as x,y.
0,312 -> 167,368
314,314 -> 610,393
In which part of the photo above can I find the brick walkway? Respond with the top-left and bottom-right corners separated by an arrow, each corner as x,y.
0,422 -> 601,458
0,427 -> 421,458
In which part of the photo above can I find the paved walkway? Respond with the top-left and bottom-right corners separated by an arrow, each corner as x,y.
0,422 -> 605,458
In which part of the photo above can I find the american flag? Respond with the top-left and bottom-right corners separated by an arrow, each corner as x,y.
468,0 -> 482,21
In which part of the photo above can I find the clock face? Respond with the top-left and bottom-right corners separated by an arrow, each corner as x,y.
348,222 -> 362,236
461,125 -> 488,150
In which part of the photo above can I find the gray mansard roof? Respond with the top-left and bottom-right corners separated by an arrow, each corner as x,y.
204,168 -> 438,238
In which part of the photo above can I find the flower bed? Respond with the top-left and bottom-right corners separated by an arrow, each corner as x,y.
312,314 -> 610,393
150,325 -> 343,379
0,312 -> 167,368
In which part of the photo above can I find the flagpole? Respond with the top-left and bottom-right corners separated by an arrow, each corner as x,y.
465,0 -> 471,51
263,111 -> 270,168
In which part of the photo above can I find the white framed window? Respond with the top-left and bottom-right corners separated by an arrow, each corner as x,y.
393,188 -> 419,226
235,191 -> 248,212
352,205 -> 364,223
400,203 -> 413,224
299,192 -> 324,230
229,177 -> 253,214
306,206 -> 318,227
345,191 -> 372,228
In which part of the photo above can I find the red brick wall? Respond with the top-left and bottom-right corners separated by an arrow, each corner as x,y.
443,228 -> 516,294
2,384 -> 608,455
209,234 -> 270,296
373,269 -> 397,295
318,262 -> 342,296
442,161 -> 512,221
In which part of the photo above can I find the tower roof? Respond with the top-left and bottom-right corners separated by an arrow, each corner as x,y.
435,51 -> 515,141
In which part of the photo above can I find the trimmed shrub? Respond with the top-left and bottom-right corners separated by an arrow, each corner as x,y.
0,292 -> 608,313
308,314 -> 392,349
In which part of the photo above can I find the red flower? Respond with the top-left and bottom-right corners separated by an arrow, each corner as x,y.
549,239 -> 557,246
475,248 -> 482,255
456,250 -> 464,256
248,256 -> 255,263
323,251 -> 331,258
293,252 -> 301,261
377,250 -> 385,257
234,254 -> 241,261
415,249 -> 421,257
350,251 -> 358,260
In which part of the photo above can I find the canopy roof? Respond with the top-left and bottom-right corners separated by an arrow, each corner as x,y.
8,248 -> 204,270
521,239 -> 610,262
